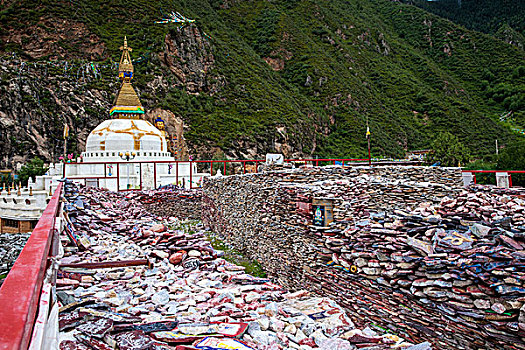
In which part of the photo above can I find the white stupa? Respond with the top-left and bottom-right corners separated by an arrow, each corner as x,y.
56,36 -> 207,191
81,37 -> 173,164
0,37 -> 209,232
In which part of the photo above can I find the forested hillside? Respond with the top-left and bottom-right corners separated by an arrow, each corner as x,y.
0,0 -> 524,165
404,0 -> 525,38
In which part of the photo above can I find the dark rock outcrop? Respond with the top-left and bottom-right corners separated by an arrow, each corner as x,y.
160,24 -> 225,95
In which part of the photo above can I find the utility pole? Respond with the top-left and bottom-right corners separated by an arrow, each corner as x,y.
496,139 -> 499,155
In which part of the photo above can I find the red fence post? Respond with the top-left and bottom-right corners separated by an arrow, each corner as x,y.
139,163 -> 142,191
117,164 -> 120,190
211,161 -> 214,177
223,161 -> 226,176
509,173 -> 513,187
176,161 -> 179,188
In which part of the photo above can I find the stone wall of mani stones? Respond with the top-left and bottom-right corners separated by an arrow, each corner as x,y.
201,166 -> 525,350
134,188 -> 203,219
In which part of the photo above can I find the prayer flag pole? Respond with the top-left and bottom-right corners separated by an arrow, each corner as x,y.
63,123 -> 69,160
366,118 -> 371,166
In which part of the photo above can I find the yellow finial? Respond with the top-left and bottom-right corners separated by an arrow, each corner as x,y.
118,36 -> 134,82
120,36 -> 132,52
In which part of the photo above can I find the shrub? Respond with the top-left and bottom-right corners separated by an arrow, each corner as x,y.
18,157 -> 48,186
426,132 -> 470,167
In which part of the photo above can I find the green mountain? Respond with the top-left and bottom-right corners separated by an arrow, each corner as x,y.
0,0 -> 524,164
403,0 -> 525,38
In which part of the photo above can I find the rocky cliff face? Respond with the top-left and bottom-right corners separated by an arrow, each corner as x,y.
144,108 -> 189,161
160,24 -> 225,95
0,56 -> 113,168
0,16 -> 106,60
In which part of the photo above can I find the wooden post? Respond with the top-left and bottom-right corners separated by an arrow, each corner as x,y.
368,138 -> 371,166
63,138 -> 67,163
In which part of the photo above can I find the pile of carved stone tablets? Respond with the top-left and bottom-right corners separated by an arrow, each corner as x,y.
57,183 -> 429,350
319,185 -> 525,348
200,166 -> 525,348
130,188 -> 203,220
0,232 -> 30,284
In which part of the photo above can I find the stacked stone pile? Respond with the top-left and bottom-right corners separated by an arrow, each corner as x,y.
131,187 -> 203,219
58,182 -> 427,349
313,185 -> 525,349
202,167 -> 464,290
201,166 -> 525,349
0,232 -> 30,284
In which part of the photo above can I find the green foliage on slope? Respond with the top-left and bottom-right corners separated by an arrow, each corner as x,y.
1,0 -> 524,160
426,132 -> 470,167
404,0 -> 525,37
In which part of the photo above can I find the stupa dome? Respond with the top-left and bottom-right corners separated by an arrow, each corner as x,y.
85,119 -> 167,152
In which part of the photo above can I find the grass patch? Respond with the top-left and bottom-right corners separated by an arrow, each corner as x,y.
207,233 -> 267,278
166,219 -> 267,278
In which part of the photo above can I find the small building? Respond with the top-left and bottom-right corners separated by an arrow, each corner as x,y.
0,186 -> 47,233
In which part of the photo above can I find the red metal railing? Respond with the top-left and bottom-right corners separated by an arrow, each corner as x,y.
284,158 -> 369,166
0,183 -> 63,350
462,170 -> 525,188
62,158 -> 371,191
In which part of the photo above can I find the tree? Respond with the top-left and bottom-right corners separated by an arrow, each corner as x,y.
497,139 -> 525,186
426,132 -> 470,167
18,157 -> 48,186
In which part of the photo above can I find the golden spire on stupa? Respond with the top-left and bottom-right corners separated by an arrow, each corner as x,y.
118,36 -> 134,80
110,36 -> 144,120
